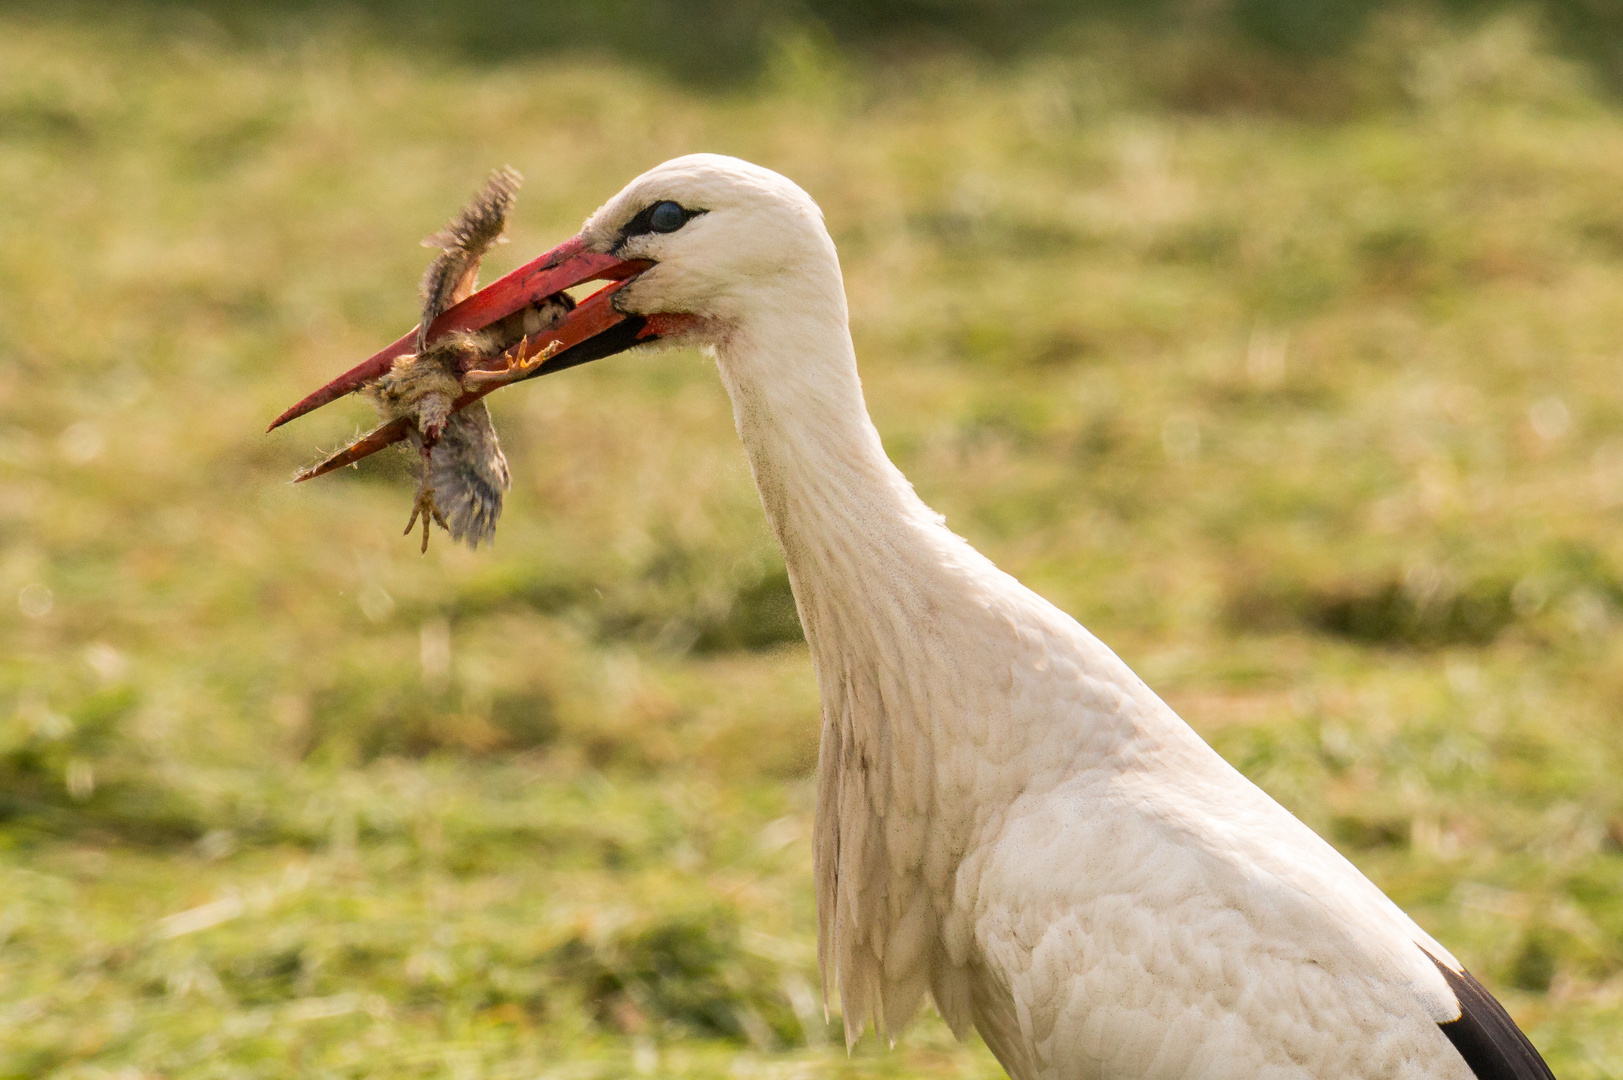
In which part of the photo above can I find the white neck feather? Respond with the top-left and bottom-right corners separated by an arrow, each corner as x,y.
712,292 -> 978,683
710,277 -> 1038,1040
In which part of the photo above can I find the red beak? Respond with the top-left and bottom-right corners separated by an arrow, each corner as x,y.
269,234 -> 682,481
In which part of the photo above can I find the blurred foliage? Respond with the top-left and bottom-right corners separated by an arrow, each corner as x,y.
3,4 -> 1623,1078
19,0 -> 1623,93
550,908 -> 802,1043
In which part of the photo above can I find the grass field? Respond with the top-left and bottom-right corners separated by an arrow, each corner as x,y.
3,9 -> 1623,1078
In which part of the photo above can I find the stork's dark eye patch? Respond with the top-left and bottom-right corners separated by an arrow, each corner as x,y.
623,200 -> 702,239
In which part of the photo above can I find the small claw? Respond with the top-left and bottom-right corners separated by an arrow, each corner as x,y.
405,486 -> 451,553
406,499 -> 433,553
463,336 -> 563,390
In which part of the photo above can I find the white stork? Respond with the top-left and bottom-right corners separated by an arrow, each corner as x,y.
275,154 -> 1559,1080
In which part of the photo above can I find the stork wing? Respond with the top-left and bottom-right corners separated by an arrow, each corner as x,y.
1428,953 -> 1557,1080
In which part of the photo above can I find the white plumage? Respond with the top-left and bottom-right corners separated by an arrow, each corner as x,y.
284,154 -> 1558,1080
575,155 -> 1555,1080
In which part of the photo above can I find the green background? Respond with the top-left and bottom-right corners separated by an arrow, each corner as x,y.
3,3 -> 1623,1076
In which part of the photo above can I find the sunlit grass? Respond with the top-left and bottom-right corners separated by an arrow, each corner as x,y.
2,9 -> 1623,1078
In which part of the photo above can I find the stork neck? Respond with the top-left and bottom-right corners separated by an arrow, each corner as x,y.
711,292 -> 981,703
715,306 -> 941,579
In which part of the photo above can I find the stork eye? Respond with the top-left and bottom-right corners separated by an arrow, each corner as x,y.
622,200 -> 701,241
649,201 -> 687,232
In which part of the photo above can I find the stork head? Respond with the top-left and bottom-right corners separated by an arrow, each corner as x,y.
579,153 -> 841,329
268,155 -> 843,464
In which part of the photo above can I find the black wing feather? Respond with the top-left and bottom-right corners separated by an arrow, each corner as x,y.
1426,952 -> 1556,1080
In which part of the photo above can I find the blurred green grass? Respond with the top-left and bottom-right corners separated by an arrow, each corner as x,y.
3,8 -> 1623,1078
37,0 -> 1623,93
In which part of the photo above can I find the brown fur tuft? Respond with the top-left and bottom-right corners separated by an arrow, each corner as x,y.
417,166 -> 522,353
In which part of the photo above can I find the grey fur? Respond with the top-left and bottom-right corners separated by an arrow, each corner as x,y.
413,400 -> 511,548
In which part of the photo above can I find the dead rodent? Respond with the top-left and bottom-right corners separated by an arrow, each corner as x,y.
361,168 -> 571,552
